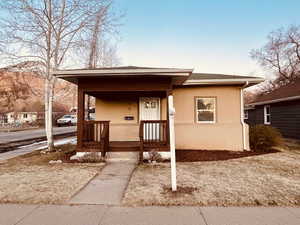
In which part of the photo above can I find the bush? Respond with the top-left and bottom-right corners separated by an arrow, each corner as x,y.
249,125 -> 283,152
148,149 -> 163,162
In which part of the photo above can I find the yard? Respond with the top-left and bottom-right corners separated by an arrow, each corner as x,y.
0,144 -> 104,204
123,143 -> 300,206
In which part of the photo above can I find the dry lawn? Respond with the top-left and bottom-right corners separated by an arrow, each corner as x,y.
123,148 -> 300,206
0,145 -> 104,204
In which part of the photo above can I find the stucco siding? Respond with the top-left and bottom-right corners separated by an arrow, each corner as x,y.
95,97 -> 139,141
173,86 -> 244,150
95,86 -> 244,150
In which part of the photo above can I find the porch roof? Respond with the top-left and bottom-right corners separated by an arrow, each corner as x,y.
52,66 -> 193,85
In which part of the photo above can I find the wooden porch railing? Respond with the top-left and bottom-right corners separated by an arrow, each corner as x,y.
139,120 -> 169,162
82,120 -> 110,156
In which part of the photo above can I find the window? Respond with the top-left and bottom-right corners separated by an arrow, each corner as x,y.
264,105 -> 271,125
196,97 -> 216,123
244,110 -> 248,120
23,113 -> 28,118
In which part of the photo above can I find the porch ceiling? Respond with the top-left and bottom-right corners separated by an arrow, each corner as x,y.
87,91 -> 167,98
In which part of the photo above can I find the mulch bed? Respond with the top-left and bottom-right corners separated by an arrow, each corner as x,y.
176,149 -> 279,162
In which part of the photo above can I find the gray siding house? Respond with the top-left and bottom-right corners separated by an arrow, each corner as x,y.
245,79 -> 300,139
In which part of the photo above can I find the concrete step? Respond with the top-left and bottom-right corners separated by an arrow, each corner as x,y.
106,152 -> 139,162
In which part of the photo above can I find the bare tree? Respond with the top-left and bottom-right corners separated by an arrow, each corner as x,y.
251,25 -> 300,86
85,8 -> 121,119
0,0 -> 119,151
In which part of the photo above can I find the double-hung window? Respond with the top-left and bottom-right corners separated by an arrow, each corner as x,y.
196,97 -> 216,123
264,105 -> 271,125
244,110 -> 248,120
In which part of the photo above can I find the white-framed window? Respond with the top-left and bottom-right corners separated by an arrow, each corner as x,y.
196,97 -> 216,123
244,110 -> 248,120
23,113 -> 28,118
264,105 -> 271,125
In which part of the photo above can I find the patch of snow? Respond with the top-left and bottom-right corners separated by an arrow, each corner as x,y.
70,152 -> 101,160
143,152 -> 170,160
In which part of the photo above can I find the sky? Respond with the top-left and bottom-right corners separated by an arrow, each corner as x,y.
114,0 -> 300,77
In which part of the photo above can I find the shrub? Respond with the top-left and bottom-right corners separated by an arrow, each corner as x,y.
249,125 -> 283,152
148,149 -> 163,162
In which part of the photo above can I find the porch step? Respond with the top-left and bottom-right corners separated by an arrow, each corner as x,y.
109,141 -> 140,152
106,152 -> 139,162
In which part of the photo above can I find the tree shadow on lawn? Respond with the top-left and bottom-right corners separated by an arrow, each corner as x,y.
176,149 -> 280,162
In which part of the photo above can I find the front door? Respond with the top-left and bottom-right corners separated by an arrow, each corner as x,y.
139,97 -> 160,140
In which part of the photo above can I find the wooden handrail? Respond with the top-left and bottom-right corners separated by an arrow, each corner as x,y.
139,120 -> 169,163
82,120 -> 110,156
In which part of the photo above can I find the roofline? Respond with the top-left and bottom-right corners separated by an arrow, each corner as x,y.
183,78 -> 265,85
52,68 -> 194,77
246,95 -> 300,106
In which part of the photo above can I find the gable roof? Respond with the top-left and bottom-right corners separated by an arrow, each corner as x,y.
247,79 -> 300,106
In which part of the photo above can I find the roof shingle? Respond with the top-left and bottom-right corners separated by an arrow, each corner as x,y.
248,79 -> 300,104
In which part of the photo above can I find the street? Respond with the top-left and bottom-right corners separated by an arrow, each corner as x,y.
0,126 -> 76,144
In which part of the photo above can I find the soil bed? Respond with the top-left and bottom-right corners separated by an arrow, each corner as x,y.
176,149 -> 278,162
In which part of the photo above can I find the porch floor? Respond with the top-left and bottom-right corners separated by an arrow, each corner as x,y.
81,141 -> 169,152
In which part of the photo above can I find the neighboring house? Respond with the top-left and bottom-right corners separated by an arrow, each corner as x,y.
245,79 -> 300,139
5,111 -> 38,124
53,66 -> 263,159
0,113 -> 8,125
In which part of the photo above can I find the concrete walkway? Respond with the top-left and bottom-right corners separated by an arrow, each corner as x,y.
69,152 -> 138,205
1,204 -> 299,225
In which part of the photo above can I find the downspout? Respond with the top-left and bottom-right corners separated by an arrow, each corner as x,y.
240,81 -> 249,150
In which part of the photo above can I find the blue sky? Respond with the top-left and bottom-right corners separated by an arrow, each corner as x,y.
115,0 -> 300,77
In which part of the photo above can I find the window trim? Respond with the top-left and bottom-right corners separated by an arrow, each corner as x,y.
195,97 -> 216,124
264,105 -> 271,125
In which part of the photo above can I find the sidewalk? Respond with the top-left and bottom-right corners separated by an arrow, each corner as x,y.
1,204 -> 299,225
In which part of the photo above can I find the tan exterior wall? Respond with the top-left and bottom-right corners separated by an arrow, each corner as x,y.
173,86 -> 243,150
95,85 -> 244,150
95,98 -> 139,141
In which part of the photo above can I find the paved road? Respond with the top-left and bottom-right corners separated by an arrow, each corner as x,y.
0,204 -> 299,225
0,126 -> 76,144
0,136 -> 76,161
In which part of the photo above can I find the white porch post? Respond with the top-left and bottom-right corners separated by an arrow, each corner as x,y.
168,95 -> 177,191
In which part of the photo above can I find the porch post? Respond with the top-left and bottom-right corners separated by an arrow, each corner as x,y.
168,93 -> 177,191
77,87 -> 85,150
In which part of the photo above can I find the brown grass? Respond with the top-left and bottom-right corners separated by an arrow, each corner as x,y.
123,145 -> 300,206
0,144 -> 105,204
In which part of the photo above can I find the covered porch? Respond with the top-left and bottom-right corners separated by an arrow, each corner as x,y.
78,90 -> 172,162
71,71 -> 190,162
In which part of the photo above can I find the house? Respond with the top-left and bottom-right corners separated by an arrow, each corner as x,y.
245,79 -> 300,139
5,111 -> 38,124
53,66 -> 263,158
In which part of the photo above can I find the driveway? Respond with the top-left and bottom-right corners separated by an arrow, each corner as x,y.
1,204 -> 299,225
